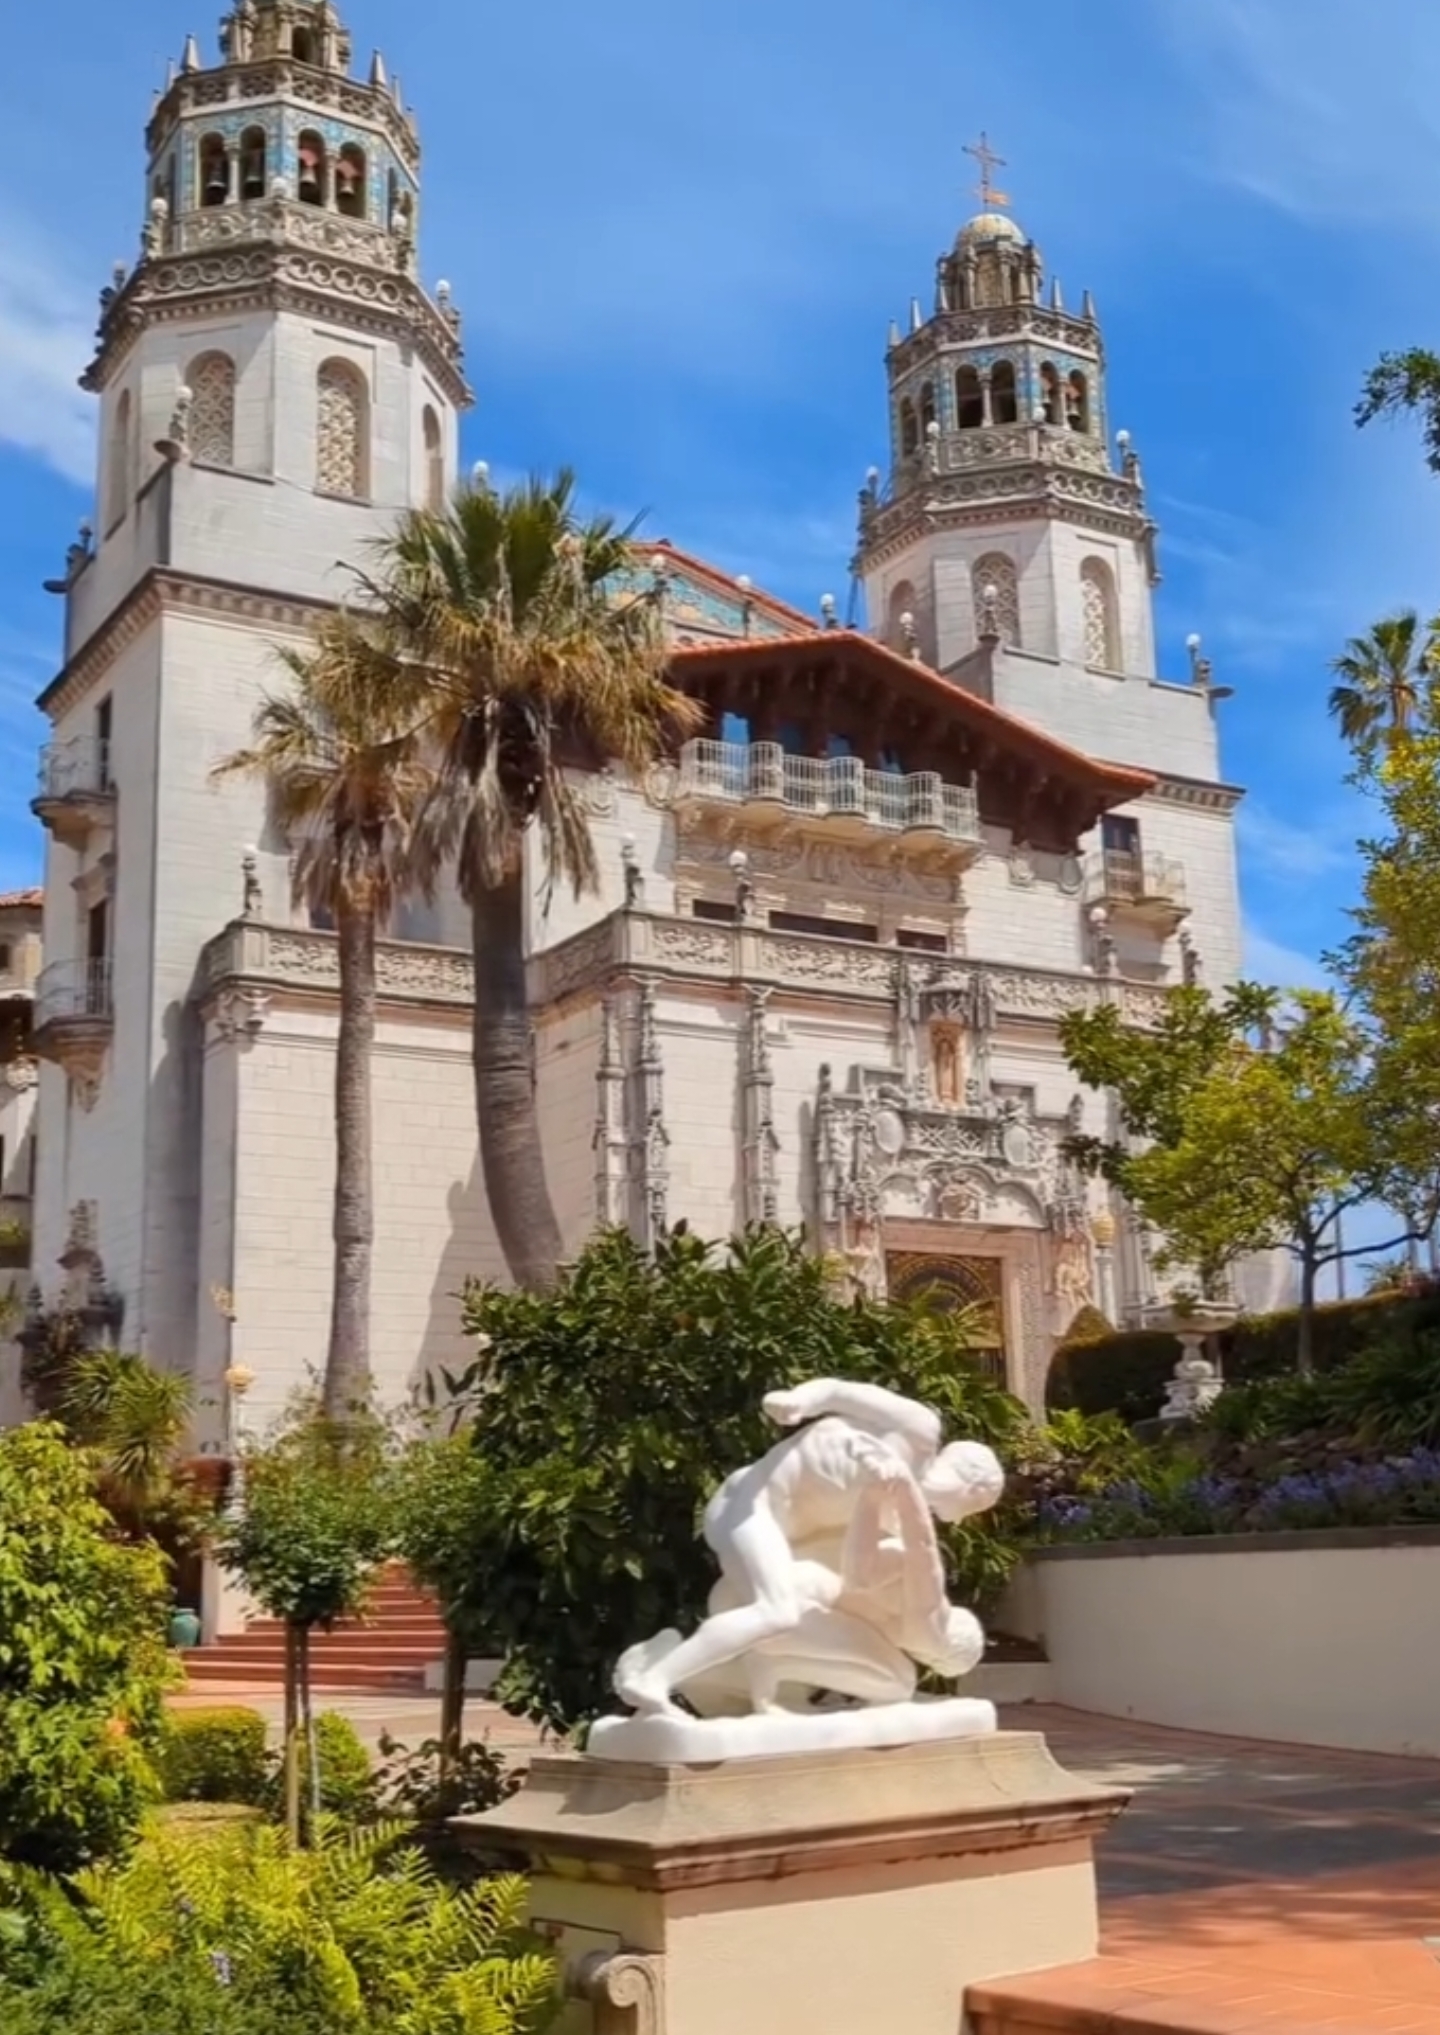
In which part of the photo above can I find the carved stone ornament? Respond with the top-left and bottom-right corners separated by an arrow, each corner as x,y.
589,1375 -> 1004,1764
210,987 -> 270,1045
577,1950 -> 666,2035
0,1058 -> 39,1096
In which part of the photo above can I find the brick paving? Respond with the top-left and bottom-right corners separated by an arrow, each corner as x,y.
168,1685 -> 1440,2030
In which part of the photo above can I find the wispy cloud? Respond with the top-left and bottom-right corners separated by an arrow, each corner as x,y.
1242,918 -> 1332,992
1159,0 -> 1440,232
1238,801 -> 1359,884
0,210 -> 95,487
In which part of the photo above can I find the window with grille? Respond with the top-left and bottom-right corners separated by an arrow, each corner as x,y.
187,352 -> 236,468
316,359 -> 369,499
972,553 -> 1021,646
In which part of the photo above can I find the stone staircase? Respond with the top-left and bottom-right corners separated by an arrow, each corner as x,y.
181,1567 -> 446,1691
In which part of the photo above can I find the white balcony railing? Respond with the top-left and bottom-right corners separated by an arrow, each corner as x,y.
35,958 -> 113,1030
35,737 -> 113,805
677,740 -> 981,844
1084,849 -> 1188,913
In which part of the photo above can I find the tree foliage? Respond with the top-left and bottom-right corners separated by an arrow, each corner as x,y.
213,1415 -> 398,1840
1061,985 -> 1438,1374
1328,610 -> 1435,761
0,1423 -> 174,1872
443,1224 -> 1031,1734
1356,346 -> 1440,472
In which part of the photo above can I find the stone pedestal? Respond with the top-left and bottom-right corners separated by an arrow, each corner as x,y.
457,1732 -> 1128,2035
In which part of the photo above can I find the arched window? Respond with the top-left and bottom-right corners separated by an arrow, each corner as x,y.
199,133 -> 230,208
1080,557 -> 1120,670
238,127 -> 267,201
335,144 -> 367,219
105,390 -> 132,532
297,130 -> 327,207
187,352 -> 237,468
972,553 -> 1021,647
316,358 -> 369,499
886,580 -> 917,651
422,405 -> 444,511
899,398 -> 919,458
919,381 -> 937,436
1039,363 -> 1061,426
955,365 -> 984,429
292,22 -> 318,64
1066,370 -> 1091,434
991,360 -> 1019,425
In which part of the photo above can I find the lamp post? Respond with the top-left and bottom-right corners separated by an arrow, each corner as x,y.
1090,1206 -> 1118,1323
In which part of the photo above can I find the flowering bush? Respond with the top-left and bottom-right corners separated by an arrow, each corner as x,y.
1038,1447 -> 1440,1543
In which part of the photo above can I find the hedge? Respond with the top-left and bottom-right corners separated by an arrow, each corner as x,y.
159,1706 -> 269,1806
1047,1282 -> 1440,1422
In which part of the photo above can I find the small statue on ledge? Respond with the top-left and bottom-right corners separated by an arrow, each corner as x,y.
591,1378 -> 1004,1763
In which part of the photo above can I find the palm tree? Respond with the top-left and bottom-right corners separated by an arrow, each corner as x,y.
1327,611 -> 1436,758
354,472 -> 700,1291
216,628 -> 434,1417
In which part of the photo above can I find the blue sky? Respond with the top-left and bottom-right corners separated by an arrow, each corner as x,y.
3,0 -> 1437,1007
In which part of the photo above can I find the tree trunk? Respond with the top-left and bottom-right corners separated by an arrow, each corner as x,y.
1297,1252 -> 1317,1379
470,875 -> 563,1289
439,1625 -> 467,1785
283,1622 -> 303,1845
323,899 -> 376,1421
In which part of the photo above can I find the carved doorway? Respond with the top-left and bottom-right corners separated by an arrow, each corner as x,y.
885,1252 -> 1006,1382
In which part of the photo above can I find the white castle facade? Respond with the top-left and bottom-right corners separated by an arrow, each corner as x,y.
24,3 -> 1278,1440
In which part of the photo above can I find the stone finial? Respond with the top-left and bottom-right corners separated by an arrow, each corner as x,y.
1185,632 -> 1212,689
909,297 -> 923,334
620,834 -> 643,909
887,318 -> 901,349
369,48 -> 388,87
141,195 -> 168,258
241,849 -> 263,919
1050,276 -> 1064,311
729,847 -> 753,923
977,583 -> 1001,644
819,593 -> 837,629
181,33 -> 202,73
898,609 -> 920,659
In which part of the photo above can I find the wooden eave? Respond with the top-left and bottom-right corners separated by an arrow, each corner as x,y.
668,631 -> 1153,852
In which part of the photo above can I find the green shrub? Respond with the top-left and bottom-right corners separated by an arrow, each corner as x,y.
159,1709 -> 268,1807
262,1711 -> 375,1824
373,1735 -> 515,1882
1048,1284 -> 1440,1421
0,1423 -> 174,1872
0,1816 -> 557,2035
449,1224 -> 1032,1733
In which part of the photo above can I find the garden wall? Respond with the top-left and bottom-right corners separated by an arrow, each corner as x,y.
1001,1529 -> 1440,1757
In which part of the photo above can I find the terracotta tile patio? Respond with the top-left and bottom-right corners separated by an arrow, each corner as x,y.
971,1706 -> 1440,2035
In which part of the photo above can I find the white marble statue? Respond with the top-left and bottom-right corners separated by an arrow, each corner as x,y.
589,1378 -> 1005,1764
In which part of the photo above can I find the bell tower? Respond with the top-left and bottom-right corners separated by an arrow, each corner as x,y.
855,164 -> 1159,688
74,0 -> 468,629
30,5 -> 470,1377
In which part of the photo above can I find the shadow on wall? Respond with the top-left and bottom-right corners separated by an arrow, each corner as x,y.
415,1156 -> 507,1408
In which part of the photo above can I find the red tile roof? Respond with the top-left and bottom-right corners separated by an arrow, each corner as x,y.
0,889 -> 41,911
638,539 -> 817,633
668,630 -> 1154,805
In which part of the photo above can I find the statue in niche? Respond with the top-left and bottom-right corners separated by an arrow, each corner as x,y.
843,1213 -> 888,1301
931,1024 -> 961,1106
604,1378 -> 1004,1747
998,1095 -> 1035,1170
1053,1231 -> 1094,1314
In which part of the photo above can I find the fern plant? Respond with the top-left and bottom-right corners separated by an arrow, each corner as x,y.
2,1817 -> 556,2034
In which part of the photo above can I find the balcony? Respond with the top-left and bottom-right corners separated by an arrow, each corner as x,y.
675,741 -> 982,858
1084,849 -> 1189,928
33,958 -> 114,1106
33,738 -> 115,846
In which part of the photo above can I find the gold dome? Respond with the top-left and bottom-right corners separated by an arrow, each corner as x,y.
956,211 -> 1026,251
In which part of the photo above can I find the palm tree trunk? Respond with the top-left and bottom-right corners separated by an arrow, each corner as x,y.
324,898 -> 376,1420
470,873 -> 563,1289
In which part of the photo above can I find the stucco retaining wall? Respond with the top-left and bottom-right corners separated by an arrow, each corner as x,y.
999,1528 -> 1440,1757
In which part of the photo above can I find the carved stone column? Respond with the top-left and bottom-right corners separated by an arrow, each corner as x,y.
740,987 -> 779,1227
630,979 -> 669,1252
592,995 -> 628,1228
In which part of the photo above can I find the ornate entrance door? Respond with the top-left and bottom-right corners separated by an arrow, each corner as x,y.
885,1252 -> 1007,1382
